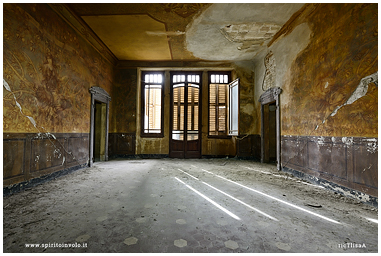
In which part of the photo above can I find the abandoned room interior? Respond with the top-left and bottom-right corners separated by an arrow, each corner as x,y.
3,3 -> 378,253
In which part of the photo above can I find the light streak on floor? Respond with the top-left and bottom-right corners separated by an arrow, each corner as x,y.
202,181 -> 279,221
174,177 -> 241,221
179,169 -> 278,221
200,169 -> 341,224
178,168 -> 199,180
365,217 -> 378,224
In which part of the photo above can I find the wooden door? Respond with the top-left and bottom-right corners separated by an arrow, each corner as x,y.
170,72 -> 202,158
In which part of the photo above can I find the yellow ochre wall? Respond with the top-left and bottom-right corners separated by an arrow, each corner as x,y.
3,3 -> 113,134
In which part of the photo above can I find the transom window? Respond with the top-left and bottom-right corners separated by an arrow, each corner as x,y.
141,71 -> 164,137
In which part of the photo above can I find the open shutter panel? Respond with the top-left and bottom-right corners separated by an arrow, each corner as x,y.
228,78 -> 239,136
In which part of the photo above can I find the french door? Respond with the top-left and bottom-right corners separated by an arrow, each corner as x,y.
169,72 -> 202,158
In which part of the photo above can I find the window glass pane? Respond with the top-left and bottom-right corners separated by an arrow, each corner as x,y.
216,75 -> 220,83
196,75 -> 200,83
145,87 -> 161,131
211,75 -> 215,83
229,79 -> 239,136
224,75 -> 228,83
142,72 -> 163,135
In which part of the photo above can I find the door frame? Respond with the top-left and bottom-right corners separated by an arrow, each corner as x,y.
169,71 -> 202,158
89,86 -> 111,167
259,87 -> 282,170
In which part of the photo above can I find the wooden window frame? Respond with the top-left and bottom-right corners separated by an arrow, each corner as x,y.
140,71 -> 165,138
208,71 -> 231,138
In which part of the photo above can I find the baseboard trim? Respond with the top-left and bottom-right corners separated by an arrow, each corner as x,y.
3,164 -> 87,197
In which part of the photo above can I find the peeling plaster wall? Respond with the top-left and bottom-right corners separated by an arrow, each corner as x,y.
282,4 -> 377,137
253,3 -> 378,202
3,3 -> 114,187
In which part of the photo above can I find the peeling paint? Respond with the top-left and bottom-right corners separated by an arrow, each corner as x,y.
341,137 -> 353,146
313,72 -> 377,131
317,136 -> 325,146
365,138 -> 377,154
54,149 -> 62,159
330,72 -> 378,117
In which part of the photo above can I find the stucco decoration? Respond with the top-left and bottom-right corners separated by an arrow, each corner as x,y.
259,87 -> 282,104
3,3 -> 113,133
262,51 -> 276,91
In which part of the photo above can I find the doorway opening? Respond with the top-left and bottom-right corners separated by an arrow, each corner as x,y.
263,102 -> 277,164
259,87 -> 282,170
169,72 -> 202,158
89,86 -> 111,167
93,101 -> 107,162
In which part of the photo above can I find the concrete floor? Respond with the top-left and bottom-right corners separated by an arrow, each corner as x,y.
3,159 -> 378,253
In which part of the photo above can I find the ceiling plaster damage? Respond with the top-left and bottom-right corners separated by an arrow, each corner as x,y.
185,3 -> 305,61
220,23 -> 282,51
67,3 -> 305,62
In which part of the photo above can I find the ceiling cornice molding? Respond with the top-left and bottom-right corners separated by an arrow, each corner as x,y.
268,3 -> 320,47
48,3 -> 118,66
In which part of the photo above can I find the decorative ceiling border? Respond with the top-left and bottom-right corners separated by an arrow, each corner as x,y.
48,3 -> 118,66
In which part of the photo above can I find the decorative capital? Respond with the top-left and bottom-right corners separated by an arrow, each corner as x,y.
259,87 -> 282,104
89,86 -> 111,102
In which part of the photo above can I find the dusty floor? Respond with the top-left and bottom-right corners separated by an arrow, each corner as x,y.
3,158 -> 378,253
